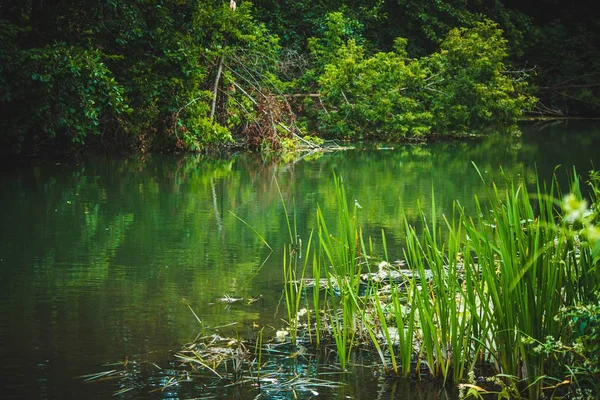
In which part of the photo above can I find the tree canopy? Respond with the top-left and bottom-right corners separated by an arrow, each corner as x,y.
0,0 -> 597,157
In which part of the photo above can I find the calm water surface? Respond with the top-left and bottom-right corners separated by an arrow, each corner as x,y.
1,121 -> 599,398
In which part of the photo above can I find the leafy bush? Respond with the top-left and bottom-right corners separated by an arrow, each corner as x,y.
428,21 -> 536,131
309,17 -> 535,139
27,44 -> 131,141
563,297 -> 600,395
0,0 -> 285,156
0,39 -> 130,154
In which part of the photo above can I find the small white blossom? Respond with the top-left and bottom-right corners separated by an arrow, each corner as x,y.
562,194 -> 589,224
275,329 -> 289,342
583,225 -> 600,241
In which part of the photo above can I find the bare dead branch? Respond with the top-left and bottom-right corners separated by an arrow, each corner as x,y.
285,94 -> 321,98
539,82 -> 600,90
210,54 -> 226,122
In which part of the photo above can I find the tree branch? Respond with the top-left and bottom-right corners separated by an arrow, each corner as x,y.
210,54 -> 226,122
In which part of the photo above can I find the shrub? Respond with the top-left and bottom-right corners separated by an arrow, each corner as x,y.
309,17 -> 535,139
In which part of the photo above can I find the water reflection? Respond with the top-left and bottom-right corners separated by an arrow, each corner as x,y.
1,122 -> 599,398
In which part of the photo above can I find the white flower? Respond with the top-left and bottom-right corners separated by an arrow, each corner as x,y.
562,194 -> 589,224
275,329 -> 289,342
583,225 -> 600,242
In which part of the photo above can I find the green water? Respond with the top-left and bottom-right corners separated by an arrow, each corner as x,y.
1,121 -> 599,398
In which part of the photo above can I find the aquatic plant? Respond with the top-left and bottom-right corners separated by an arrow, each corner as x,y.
315,175 -> 366,369
281,167 -> 599,397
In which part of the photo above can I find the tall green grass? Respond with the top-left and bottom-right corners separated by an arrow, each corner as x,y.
281,168 -> 599,397
315,175 -> 365,369
277,179 -> 314,346
403,198 -> 479,384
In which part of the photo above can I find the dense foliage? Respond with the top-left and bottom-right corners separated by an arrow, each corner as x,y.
0,0 -> 597,156
0,0 -> 287,156
311,17 -> 534,138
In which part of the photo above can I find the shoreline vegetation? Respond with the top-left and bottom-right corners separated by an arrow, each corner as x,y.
275,169 -> 600,399
82,167 -> 600,399
2,1 -> 599,158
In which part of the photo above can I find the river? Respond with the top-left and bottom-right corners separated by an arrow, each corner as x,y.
1,121 -> 599,398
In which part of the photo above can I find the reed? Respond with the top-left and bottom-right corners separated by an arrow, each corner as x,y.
282,228 -> 313,346
277,176 -> 318,346
255,327 -> 264,386
373,230 -> 418,377
462,171 -> 574,396
315,175 -> 364,369
280,167 -> 599,397
391,277 -> 418,377
311,248 -> 323,346
403,201 -> 476,383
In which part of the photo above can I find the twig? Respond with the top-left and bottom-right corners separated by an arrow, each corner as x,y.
224,62 -> 269,102
173,95 -> 206,141
210,54 -> 226,122
502,66 -> 537,74
277,122 -> 318,149
341,90 -> 352,106
545,71 -> 598,88
230,80 -> 258,106
285,93 -> 321,98
539,82 -> 600,90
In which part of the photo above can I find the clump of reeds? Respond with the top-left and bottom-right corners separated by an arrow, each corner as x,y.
281,167 -> 599,398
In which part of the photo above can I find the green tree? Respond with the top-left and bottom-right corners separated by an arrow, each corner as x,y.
0,0 -> 284,156
312,17 -> 534,139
